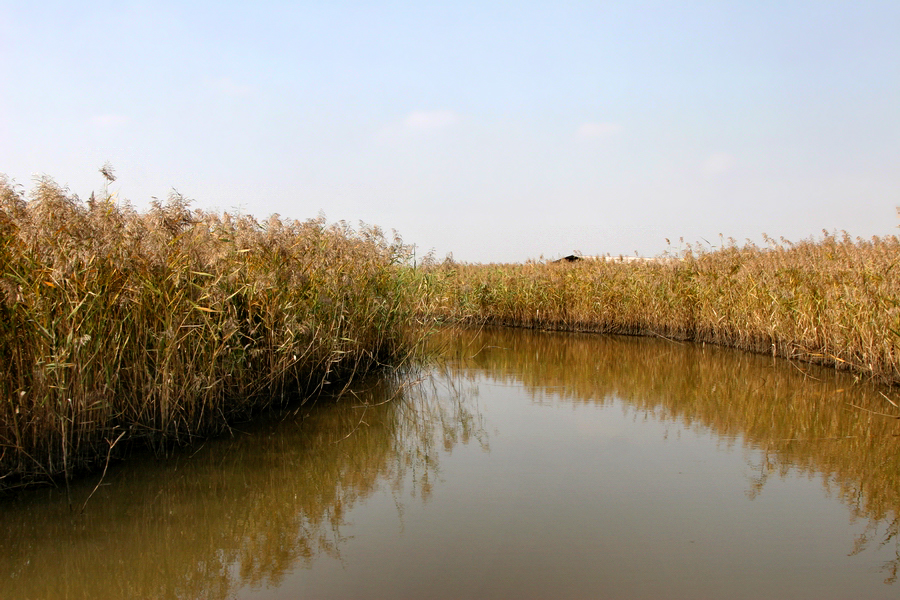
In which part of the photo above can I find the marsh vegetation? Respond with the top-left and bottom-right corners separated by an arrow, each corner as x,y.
420,234 -> 900,384
0,175 -> 422,488
1,172 -> 898,491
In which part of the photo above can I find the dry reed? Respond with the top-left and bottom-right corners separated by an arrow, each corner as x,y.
419,235 -> 900,384
3,169 -> 898,489
0,175 -> 422,487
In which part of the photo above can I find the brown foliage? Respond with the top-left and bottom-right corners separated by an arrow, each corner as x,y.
0,176 -> 420,486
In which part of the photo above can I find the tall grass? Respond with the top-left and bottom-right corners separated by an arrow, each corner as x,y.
3,169 -> 898,488
0,175 -> 421,487
420,235 -> 900,384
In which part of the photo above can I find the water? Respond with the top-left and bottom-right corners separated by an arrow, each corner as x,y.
3,327 -> 900,599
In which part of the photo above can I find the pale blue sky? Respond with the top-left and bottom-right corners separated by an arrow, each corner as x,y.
1,1 -> 898,262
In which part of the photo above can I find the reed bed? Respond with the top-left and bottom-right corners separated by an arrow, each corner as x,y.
420,235 -> 900,384
0,175 -> 422,488
3,168 -> 898,488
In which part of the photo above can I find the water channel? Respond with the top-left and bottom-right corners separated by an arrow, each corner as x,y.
3,327 -> 900,599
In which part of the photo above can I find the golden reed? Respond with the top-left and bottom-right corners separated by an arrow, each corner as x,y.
419,234 -> 900,385
2,170 -> 896,489
0,175 -> 422,487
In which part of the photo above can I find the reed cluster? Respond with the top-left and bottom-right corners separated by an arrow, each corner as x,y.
0,175 -> 421,486
420,235 -> 900,384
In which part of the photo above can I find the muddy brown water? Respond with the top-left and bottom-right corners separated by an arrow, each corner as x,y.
3,327 -> 900,599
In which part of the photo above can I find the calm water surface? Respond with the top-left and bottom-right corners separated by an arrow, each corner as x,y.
4,328 -> 900,599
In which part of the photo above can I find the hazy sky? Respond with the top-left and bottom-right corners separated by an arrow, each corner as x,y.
1,1 -> 898,262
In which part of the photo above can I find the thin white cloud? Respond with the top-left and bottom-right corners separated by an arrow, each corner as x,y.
577,122 -> 621,139
701,152 -> 735,175
205,76 -> 253,97
91,114 -> 129,128
403,110 -> 460,131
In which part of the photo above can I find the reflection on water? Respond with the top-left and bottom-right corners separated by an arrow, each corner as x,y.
456,328 -> 900,493
3,327 -> 900,598
0,372 -> 485,599
438,327 -> 900,583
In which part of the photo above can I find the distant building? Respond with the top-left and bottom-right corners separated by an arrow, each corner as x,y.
552,253 -> 676,264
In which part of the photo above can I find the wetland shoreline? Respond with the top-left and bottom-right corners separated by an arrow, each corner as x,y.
0,176 -> 422,490
2,173 -> 898,491
419,234 -> 900,385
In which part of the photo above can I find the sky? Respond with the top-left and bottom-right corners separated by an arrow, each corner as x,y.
1,1 -> 898,263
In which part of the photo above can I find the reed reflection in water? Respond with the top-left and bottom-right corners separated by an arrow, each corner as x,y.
0,372 -> 486,600
436,326 -> 900,586
2,327 -> 900,599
